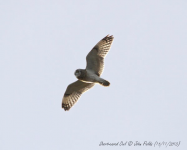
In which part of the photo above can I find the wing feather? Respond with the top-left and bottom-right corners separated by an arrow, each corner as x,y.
62,80 -> 95,111
86,35 -> 114,76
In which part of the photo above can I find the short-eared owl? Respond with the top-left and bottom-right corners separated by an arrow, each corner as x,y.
62,35 -> 114,111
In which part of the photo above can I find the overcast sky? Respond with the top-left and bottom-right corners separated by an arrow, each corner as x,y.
0,0 -> 187,150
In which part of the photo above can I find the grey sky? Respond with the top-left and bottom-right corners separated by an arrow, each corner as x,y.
0,0 -> 187,149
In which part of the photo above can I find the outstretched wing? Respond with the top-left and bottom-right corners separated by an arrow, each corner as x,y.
62,80 -> 95,111
86,35 -> 114,76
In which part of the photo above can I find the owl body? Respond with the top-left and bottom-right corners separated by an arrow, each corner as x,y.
75,69 -> 108,86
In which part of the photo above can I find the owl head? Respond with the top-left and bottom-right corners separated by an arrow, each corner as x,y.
74,69 -> 82,78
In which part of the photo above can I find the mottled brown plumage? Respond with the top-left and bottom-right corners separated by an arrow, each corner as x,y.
62,35 -> 114,111
86,35 -> 114,76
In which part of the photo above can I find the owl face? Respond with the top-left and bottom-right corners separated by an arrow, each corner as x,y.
74,69 -> 82,77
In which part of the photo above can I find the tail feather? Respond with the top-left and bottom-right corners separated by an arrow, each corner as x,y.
99,79 -> 110,87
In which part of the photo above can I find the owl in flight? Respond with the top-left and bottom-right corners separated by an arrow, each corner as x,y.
62,35 -> 114,111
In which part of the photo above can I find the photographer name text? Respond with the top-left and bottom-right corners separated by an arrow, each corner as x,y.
99,141 -> 180,147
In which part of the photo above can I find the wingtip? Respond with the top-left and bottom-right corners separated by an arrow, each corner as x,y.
62,103 -> 70,111
106,34 -> 114,38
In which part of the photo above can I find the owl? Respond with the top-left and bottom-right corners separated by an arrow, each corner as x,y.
62,35 -> 114,111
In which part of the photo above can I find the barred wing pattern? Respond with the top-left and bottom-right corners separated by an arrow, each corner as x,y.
62,80 -> 95,111
86,35 -> 114,76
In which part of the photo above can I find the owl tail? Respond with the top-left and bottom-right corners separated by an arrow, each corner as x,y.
98,78 -> 110,87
